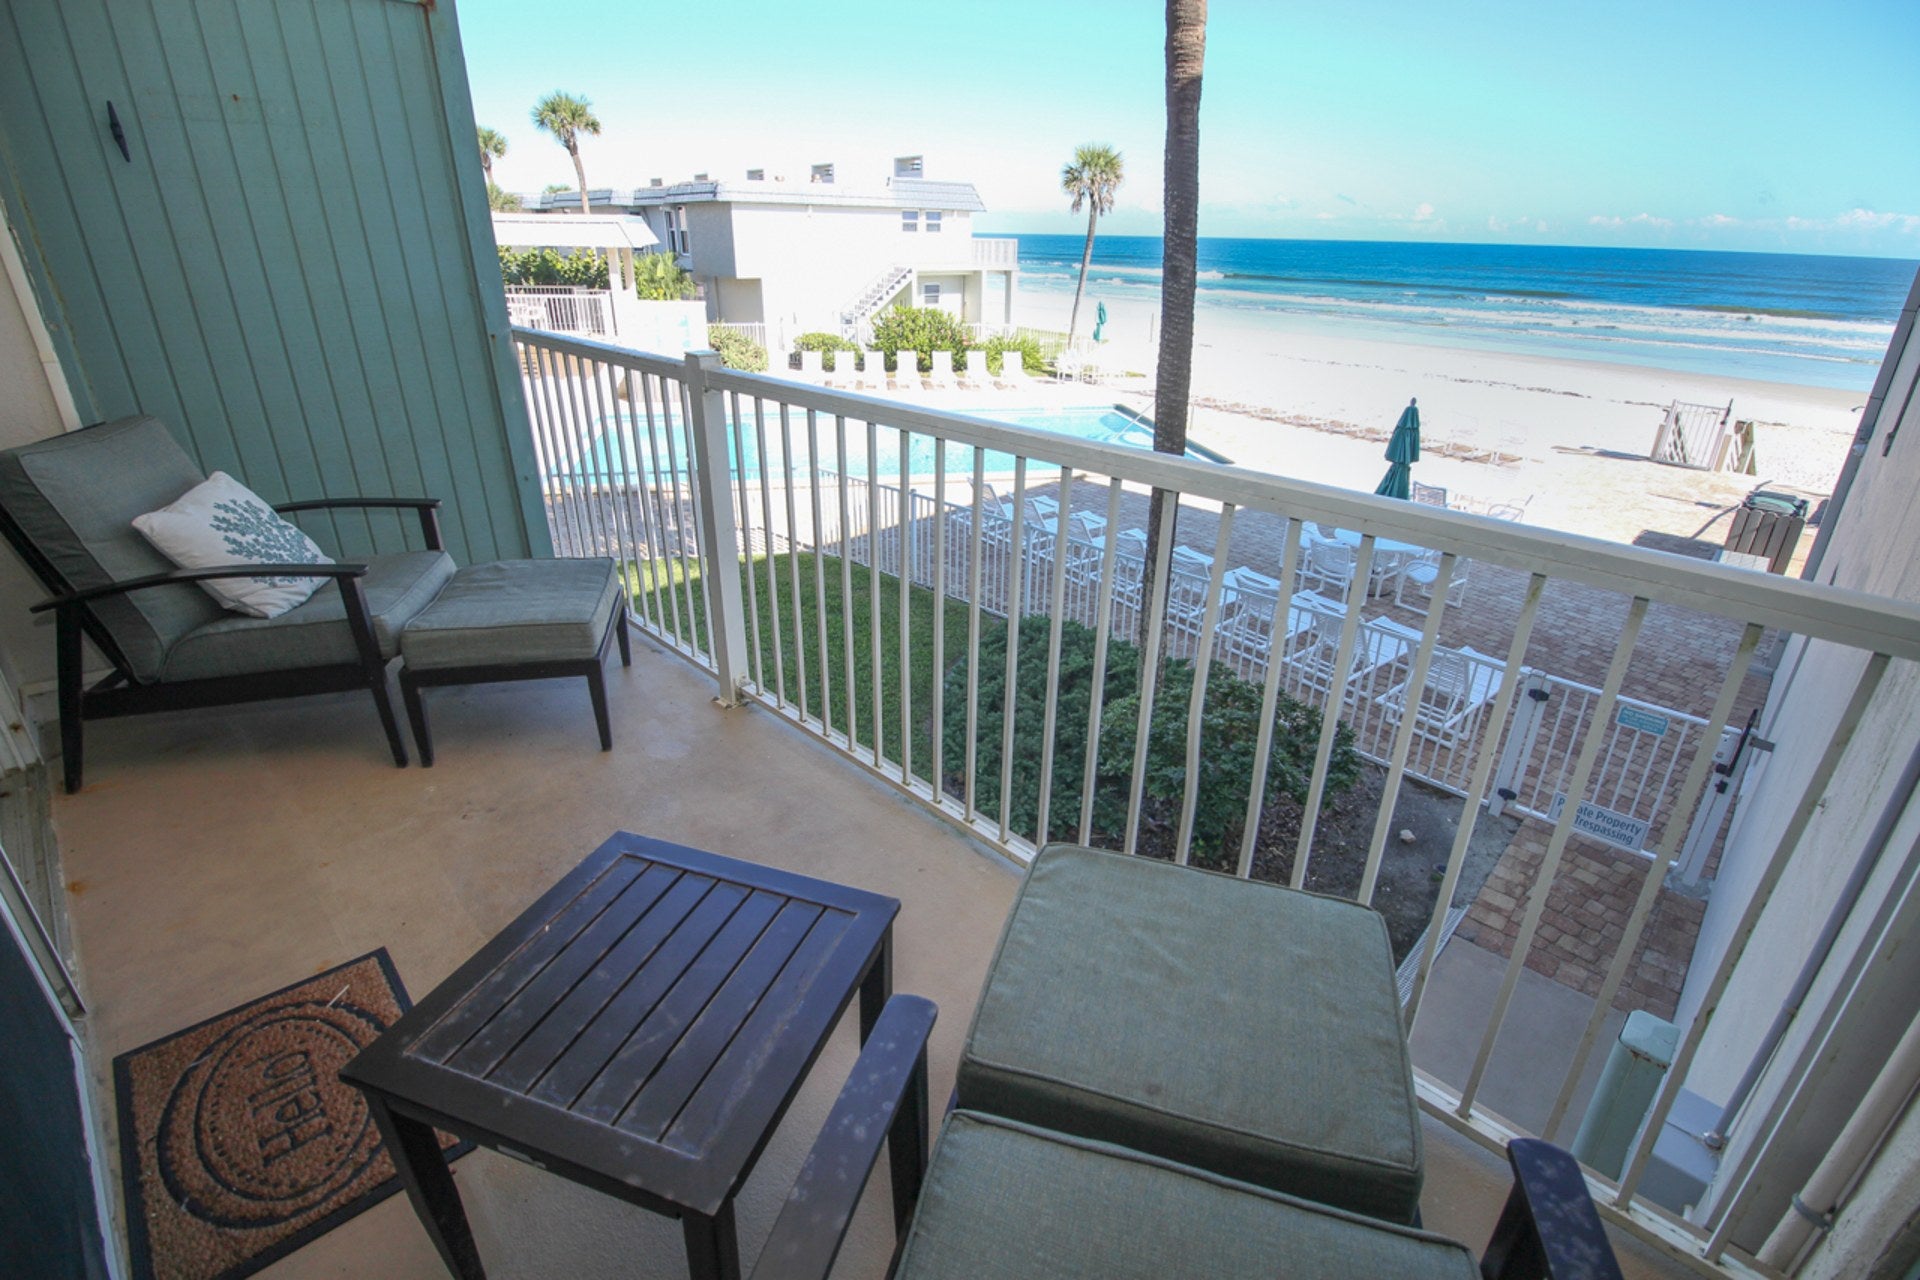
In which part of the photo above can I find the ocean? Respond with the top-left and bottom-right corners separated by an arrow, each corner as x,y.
996,235 -> 1915,392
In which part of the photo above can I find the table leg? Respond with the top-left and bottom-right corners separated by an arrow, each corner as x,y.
365,1096 -> 485,1279
682,1201 -> 741,1280
857,926 -> 893,1044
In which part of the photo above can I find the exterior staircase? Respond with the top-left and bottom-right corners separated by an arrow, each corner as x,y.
838,263 -> 913,326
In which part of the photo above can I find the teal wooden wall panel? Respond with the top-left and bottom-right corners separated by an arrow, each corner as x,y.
0,0 -> 548,565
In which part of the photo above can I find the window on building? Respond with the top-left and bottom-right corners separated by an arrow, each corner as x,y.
666,207 -> 689,256
922,283 -> 941,307
925,211 -> 943,233
810,163 -> 835,184
901,210 -> 919,233
746,168 -> 764,181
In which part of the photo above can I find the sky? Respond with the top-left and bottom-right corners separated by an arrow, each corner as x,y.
455,0 -> 1920,258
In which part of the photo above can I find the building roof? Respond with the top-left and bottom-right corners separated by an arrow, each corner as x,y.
489,213 -> 659,251
533,176 -> 986,215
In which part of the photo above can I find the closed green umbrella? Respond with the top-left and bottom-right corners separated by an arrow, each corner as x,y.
1093,300 -> 1108,341
1375,398 -> 1420,498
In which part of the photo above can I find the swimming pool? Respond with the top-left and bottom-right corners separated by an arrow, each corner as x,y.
556,405 -> 1214,483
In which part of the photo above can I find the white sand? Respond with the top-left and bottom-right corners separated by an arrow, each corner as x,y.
1004,287 -> 1866,550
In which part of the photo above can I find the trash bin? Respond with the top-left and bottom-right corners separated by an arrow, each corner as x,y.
1724,490 -> 1808,573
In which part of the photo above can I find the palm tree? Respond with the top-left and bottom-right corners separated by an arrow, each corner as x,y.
1061,144 -> 1124,344
476,125 -> 507,183
531,91 -> 602,215
1141,0 -> 1207,647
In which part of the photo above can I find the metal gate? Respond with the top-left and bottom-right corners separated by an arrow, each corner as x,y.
1488,671 -> 1733,865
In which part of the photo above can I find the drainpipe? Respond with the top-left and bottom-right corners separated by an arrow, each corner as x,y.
1758,1004 -> 1920,1271
1705,739 -> 1920,1149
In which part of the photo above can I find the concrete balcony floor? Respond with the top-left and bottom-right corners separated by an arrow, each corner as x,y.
54,632 -> 1692,1279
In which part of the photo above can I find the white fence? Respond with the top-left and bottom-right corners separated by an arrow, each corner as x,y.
504,286 -> 612,336
509,329 -> 1920,1278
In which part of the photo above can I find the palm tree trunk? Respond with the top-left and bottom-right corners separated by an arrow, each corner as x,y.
481,155 -> 493,183
570,145 -> 591,215
1141,0 -> 1207,648
1069,209 -> 1099,343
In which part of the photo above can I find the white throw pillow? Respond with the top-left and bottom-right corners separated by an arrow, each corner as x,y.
133,472 -> 334,618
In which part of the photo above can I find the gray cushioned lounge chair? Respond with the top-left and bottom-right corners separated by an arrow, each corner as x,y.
0,415 -> 455,791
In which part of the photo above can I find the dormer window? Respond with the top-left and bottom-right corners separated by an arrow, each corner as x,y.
901,211 -> 919,233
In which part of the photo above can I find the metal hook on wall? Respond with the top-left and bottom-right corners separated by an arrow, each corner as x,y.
106,101 -> 131,162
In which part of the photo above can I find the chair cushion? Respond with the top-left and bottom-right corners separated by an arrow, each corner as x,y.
956,843 -> 1423,1223
132,471 -> 334,618
0,416 -> 224,680
894,1113 -> 1475,1280
160,551 -> 455,681
399,558 -> 619,670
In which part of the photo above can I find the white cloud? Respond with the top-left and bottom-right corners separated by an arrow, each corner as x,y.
1696,213 -> 1740,227
1412,201 -> 1436,222
1588,212 -> 1673,229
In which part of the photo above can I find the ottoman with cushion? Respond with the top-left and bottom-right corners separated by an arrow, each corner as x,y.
397,557 -> 630,765
955,842 -> 1423,1223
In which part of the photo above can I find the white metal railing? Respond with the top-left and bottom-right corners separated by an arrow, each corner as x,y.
505,286 -> 613,336
509,328 -> 1920,1278
970,237 -> 1018,268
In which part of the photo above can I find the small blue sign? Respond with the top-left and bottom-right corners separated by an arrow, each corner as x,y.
1616,705 -> 1670,737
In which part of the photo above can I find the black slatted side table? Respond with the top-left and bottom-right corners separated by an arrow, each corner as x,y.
340,832 -> 900,1280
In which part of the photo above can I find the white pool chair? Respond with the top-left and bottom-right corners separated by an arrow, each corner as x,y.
1375,643 -> 1505,751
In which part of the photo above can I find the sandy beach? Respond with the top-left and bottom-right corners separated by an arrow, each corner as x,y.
1003,287 -> 1865,554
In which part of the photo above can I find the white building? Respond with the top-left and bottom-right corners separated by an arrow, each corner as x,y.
532,155 -> 1018,350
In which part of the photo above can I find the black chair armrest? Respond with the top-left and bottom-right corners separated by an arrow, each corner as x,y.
751,995 -> 937,1280
276,497 -> 443,550
1481,1139 -> 1625,1280
29,563 -> 369,613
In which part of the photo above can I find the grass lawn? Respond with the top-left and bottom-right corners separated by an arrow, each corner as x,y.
629,550 -> 991,773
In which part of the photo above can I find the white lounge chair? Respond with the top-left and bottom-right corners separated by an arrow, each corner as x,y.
1375,643 -> 1505,750
1411,481 -> 1449,507
864,351 -> 890,390
930,350 -> 955,385
798,349 -> 824,381
997,352 -> 1028,387
1287,612 -> 1416,707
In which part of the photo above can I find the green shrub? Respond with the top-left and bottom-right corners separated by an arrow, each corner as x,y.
984,333 -> 1047,376
497,247 -> 608,289
870,305 -> 971,374
944,620 -> 1357,860
707,325 -> 768,372
796,331 -> 860,372
632,252 -> 696,300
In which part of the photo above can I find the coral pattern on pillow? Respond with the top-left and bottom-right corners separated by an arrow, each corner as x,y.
132,471 -> 334,618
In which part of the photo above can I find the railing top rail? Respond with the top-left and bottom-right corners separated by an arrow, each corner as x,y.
510,329 -> 1920,662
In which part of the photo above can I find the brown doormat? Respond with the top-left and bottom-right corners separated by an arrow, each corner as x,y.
112,949 -> 468,1280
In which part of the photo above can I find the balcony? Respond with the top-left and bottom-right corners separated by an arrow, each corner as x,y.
55,623 -> 1697,1279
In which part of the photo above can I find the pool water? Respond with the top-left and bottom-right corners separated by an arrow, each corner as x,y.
557,405 -> 1205,483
